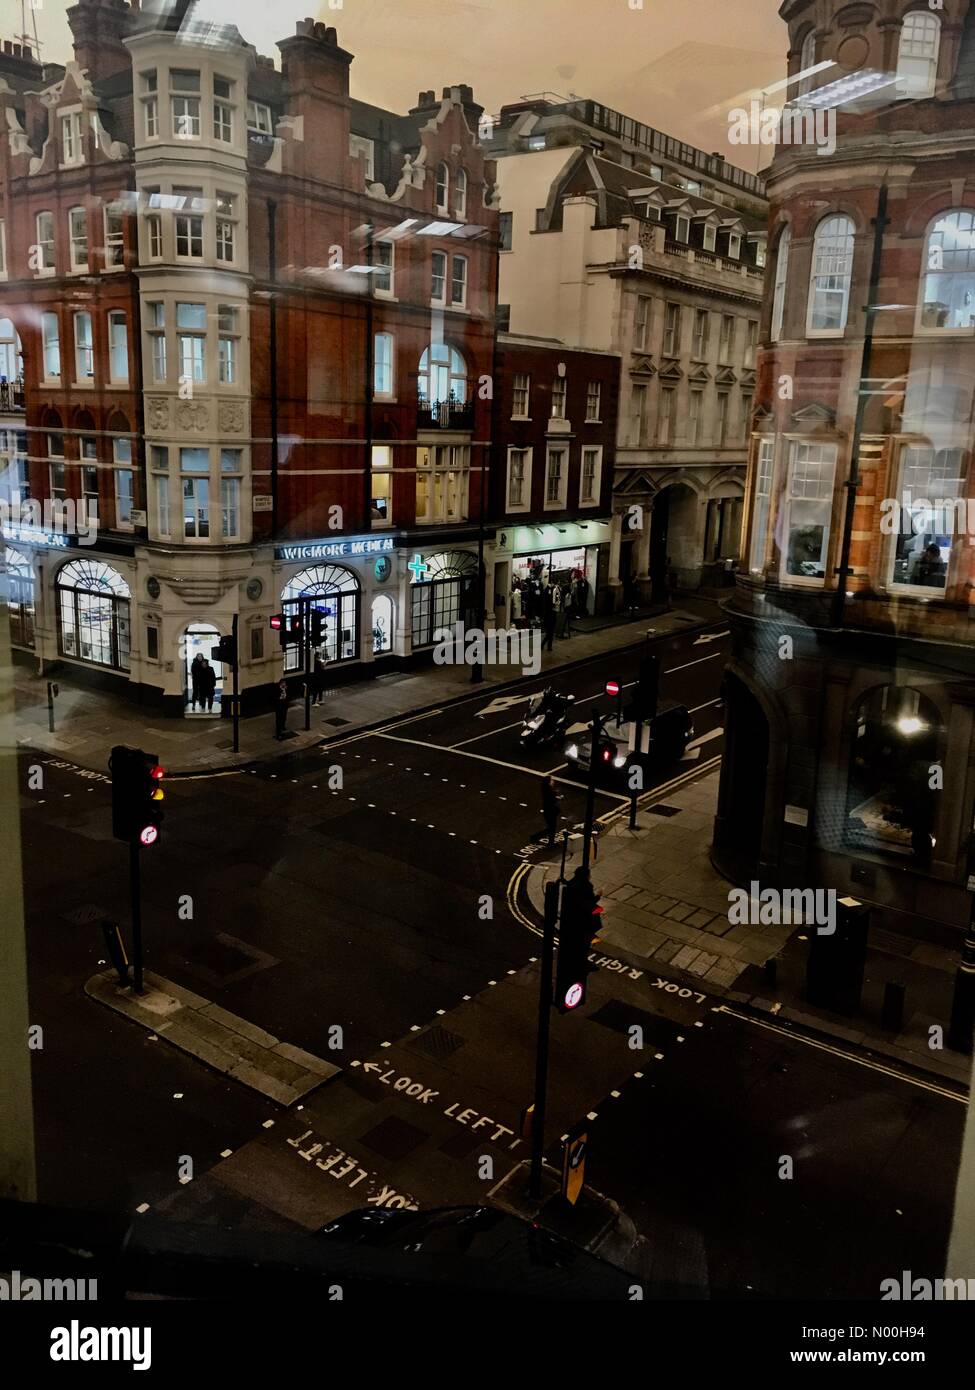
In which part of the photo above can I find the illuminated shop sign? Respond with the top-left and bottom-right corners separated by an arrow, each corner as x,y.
275,535 -> 396,563
3,524 -> 70,549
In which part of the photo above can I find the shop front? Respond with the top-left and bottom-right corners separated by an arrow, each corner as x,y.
491,519 -> 612,627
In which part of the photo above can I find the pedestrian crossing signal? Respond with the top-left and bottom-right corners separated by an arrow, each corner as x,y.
110,746 -> 165,846
270,613 -> 303,648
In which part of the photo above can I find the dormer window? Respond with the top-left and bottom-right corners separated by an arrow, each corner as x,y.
246,100 -> 273,136
702,224 -> 716,252
644,203 -> 660,222
728,232 -> 741,260
61,113 -> 83,166
435,163 -> 449,214
674,214 -> 690,243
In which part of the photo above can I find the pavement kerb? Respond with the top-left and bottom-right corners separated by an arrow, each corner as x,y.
23,609 -> 724,778
512,797 -> 973,1092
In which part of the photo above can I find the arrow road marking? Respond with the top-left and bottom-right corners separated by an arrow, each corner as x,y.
692,630 -> 730,646
475,693 -> 540,719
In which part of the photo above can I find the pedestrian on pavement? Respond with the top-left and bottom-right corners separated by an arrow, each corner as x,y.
542,587 -> 557,652
199,659 -> 217,713
274,679 -> 290,740
574,574 -> 590,618
312,653 -> 327,706
540,775 -> 561,846
623,571 -> 638,616
511,580 -> 523,627
190,652 -> 205,710
561,582 -> 575,638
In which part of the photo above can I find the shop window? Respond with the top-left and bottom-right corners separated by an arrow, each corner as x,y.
56,558 -> 131,671
372,595 -> 393,654
410,550 -> 477,649
846,686 -> 943,865
5,545 -> 35,648
281,564 -> 360,668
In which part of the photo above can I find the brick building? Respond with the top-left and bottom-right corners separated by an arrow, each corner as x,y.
490,334 -> 618,623
0,2 -> 497,714
716,0 -> 975,942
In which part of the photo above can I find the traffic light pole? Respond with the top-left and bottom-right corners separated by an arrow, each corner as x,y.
582,706 -> 601,872
303,596 -> 312,733
529,879 -> 559,1200
129,837 -> 144,996
231,613 -> 240,755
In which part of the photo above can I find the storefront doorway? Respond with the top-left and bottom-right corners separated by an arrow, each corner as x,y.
182,624 -> 223,718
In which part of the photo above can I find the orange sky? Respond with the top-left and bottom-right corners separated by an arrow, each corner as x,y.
27,0 -> 786,159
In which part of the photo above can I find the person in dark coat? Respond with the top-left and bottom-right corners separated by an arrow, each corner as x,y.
540,775 -> 561,847
274,679 -> 290,740
199,659 -> 217,713
190,652 -> 206,710
542,586 -> 557,652
312,654 -> 327,707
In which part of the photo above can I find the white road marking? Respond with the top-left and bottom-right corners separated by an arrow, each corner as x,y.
665,652 -> 725,675
686,727 -> 723,750
374,733 -> 628,801
693,630 -> 730,645
689,697 -> 723,714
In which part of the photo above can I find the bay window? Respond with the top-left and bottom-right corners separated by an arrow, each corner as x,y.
174,189 -> 204,259
215,192 -> 236,263
42,312 -> 61,379
180,447 -> 210,539
213,76 -> 234,142
113,438 -> 134,527
176,302 -> 206,383
749,438 -> 775,573
171,70 -> 201,138
147,302 -> 166,382
218,305 -> 238,384
220,449 -> 242,538
807,215 -> 855,334
781,440 -> 837,580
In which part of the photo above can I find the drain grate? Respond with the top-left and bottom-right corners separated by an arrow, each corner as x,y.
408,1024 -> 466,1060
648,803 -> 682,817
323,716 -> 351,727
359,1115 -> 429,1162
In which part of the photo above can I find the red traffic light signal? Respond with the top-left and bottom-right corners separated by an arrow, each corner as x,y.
110,747 -> 165,846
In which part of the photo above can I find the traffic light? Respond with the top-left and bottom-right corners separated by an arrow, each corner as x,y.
211,633 -> 236,666
110,746 -> 166,846
270,613 -> 303,648
309,607 -> 328,646
625,653 -> 659,723
554,873 -> 602,1013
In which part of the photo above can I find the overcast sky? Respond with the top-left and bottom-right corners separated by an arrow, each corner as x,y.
23,0 -> 785,160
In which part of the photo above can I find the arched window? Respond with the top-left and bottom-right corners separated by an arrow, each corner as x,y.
282,563 -> 361,668
418,343 -> 468,405
371,594 -> 393,654
846,686 -> 943,864
455,167 -> 467,218
897,12 -> 941,98
435,162 -> 449,213
410,549 -> 478,649
807,214 -> 855,334
4,545 -> 34,649
0,316 -> 22,389
56,558 -> 131,671
918,210 -> 975,332
796,29 -> 817,99
770,225 -> 791,341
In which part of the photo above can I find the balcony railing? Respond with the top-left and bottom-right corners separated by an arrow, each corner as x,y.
0,379 -> 25,413
417,395 -> 475,430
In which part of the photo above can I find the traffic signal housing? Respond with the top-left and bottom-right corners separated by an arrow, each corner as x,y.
211,633 -> 236,666
270,613 -> 303,648
110,746 -> 165,846
554,874 -> 602,1013
624,653 -> 659,724
309,607 -> 328,646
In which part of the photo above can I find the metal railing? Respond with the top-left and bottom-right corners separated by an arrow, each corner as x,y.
417,395 -> 475,430
0,379 -> 25,412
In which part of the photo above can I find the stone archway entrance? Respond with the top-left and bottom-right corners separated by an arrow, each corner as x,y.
650,483 -> 701,596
